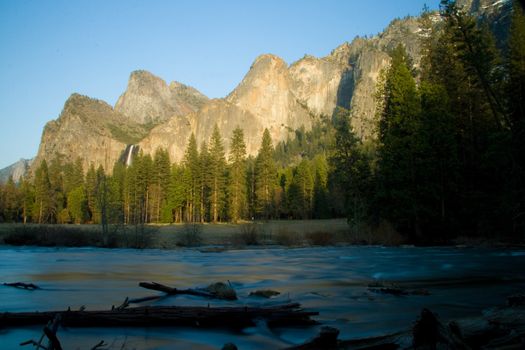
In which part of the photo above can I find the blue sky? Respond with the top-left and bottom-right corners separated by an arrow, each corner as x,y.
0,0 -> 437,169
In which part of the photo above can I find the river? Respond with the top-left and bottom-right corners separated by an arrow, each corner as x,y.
1,246 -> 525,349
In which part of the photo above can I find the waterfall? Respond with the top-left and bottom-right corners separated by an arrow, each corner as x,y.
125,145 -> 135,166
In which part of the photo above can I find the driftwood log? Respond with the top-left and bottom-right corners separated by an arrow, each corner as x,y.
138,281 -> 237,300
1,303 -> 317,329
3,282 -> 40,290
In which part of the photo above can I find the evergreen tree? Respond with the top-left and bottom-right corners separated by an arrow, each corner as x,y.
440,0 -> 506,128
19,176 -> 34,223
163,163 -> 186,223
67,185 -> 87,224
63,158 -> 84,195
107,161 -> 126,224
48,155 -> 65,223
208,125 -> 226,222
198,141 -> 211,222
312,155 -> 330,219
507,0 -> 525,235
330,107 -> 372,228
255,129 -> 277,218
2,177 -> 19,222
150,148 -> 171,223
228,127 -> 247,222
375,45 -> 423,239
293,160 -> 314,219
417,82 -> 460,238
33,160 -> 54,223
183,133 -> 199,222
246,156 -> 257,219
86,164 -> 99,223
136,153 -> 153,223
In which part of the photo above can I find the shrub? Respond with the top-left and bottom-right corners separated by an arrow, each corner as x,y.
274,228 -> 303,247
177,223 -> 203,247
235,223 -> 260,245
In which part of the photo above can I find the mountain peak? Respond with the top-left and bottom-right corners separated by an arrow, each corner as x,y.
127,70 -> 167,90
115,70 -> 207,125
251,54 -> 288,70
61,93 -> 114,122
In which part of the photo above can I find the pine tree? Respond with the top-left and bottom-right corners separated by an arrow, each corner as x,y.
296,160 -> 314,219
208,125 -> 226,222
440,0 -> 506,128
2,176 -> 19,222
123,161 -> 136,224
48,156 -> 65,223
376,45 -> 422,239
255,129 -> 277,219
150,148 -> 171,222
417,82 -> 460,237
228,127 -> 247,222
108,161 -> 126,224
96,165 -> 109,234
33,160 -> 53,223
63,158 -> 84,195
507,0 -> 525,235
312,155 -> 330,219
246,156 -> 257,219
19,176 -> 34,223
183,133 -> 199,222
86,164 -> 99,223
508,0 -> 525,133
330,107 -> 371,228
163,163 -> 186,223
198,141 -> 211,222
136,153 -> 153,223
67,185 -> 87,224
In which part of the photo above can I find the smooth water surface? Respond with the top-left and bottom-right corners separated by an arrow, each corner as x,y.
1,246 -> 525,349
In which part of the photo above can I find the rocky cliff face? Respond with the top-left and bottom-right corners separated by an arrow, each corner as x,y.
0,158 -> 33,183
32,94 -> 148,172
115,70 -> 208,125
140,99 -> 262,162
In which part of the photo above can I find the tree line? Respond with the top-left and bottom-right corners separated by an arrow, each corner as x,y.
0,124 -> 343,225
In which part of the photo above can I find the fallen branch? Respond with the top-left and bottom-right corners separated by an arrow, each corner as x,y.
3,282 -> 40,290
90,340 -> 107,350
20,314 -> 62,350
1,303 -> 317,329
114,297 -> 129,310
139,281 -> 237,300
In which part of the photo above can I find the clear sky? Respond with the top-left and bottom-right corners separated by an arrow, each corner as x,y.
0,0 -> 438,169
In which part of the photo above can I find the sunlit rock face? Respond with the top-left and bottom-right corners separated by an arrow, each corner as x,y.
289,53 -> 351,118
139,99 -> 262,163
115,70 -> 208,125
0,158 -> 33,183
32,94 -> 143,173
226,54 -> 313,145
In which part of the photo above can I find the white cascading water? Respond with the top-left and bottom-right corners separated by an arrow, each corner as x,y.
125,145 -> 135,166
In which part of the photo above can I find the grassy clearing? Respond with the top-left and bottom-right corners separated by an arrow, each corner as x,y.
0,219 -> 409,249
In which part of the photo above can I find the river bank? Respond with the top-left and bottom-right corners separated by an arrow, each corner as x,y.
1,219 -> 521,250
0,219 -> 405,249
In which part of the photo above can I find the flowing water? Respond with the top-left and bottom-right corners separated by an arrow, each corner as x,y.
1,246 -> 525,349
